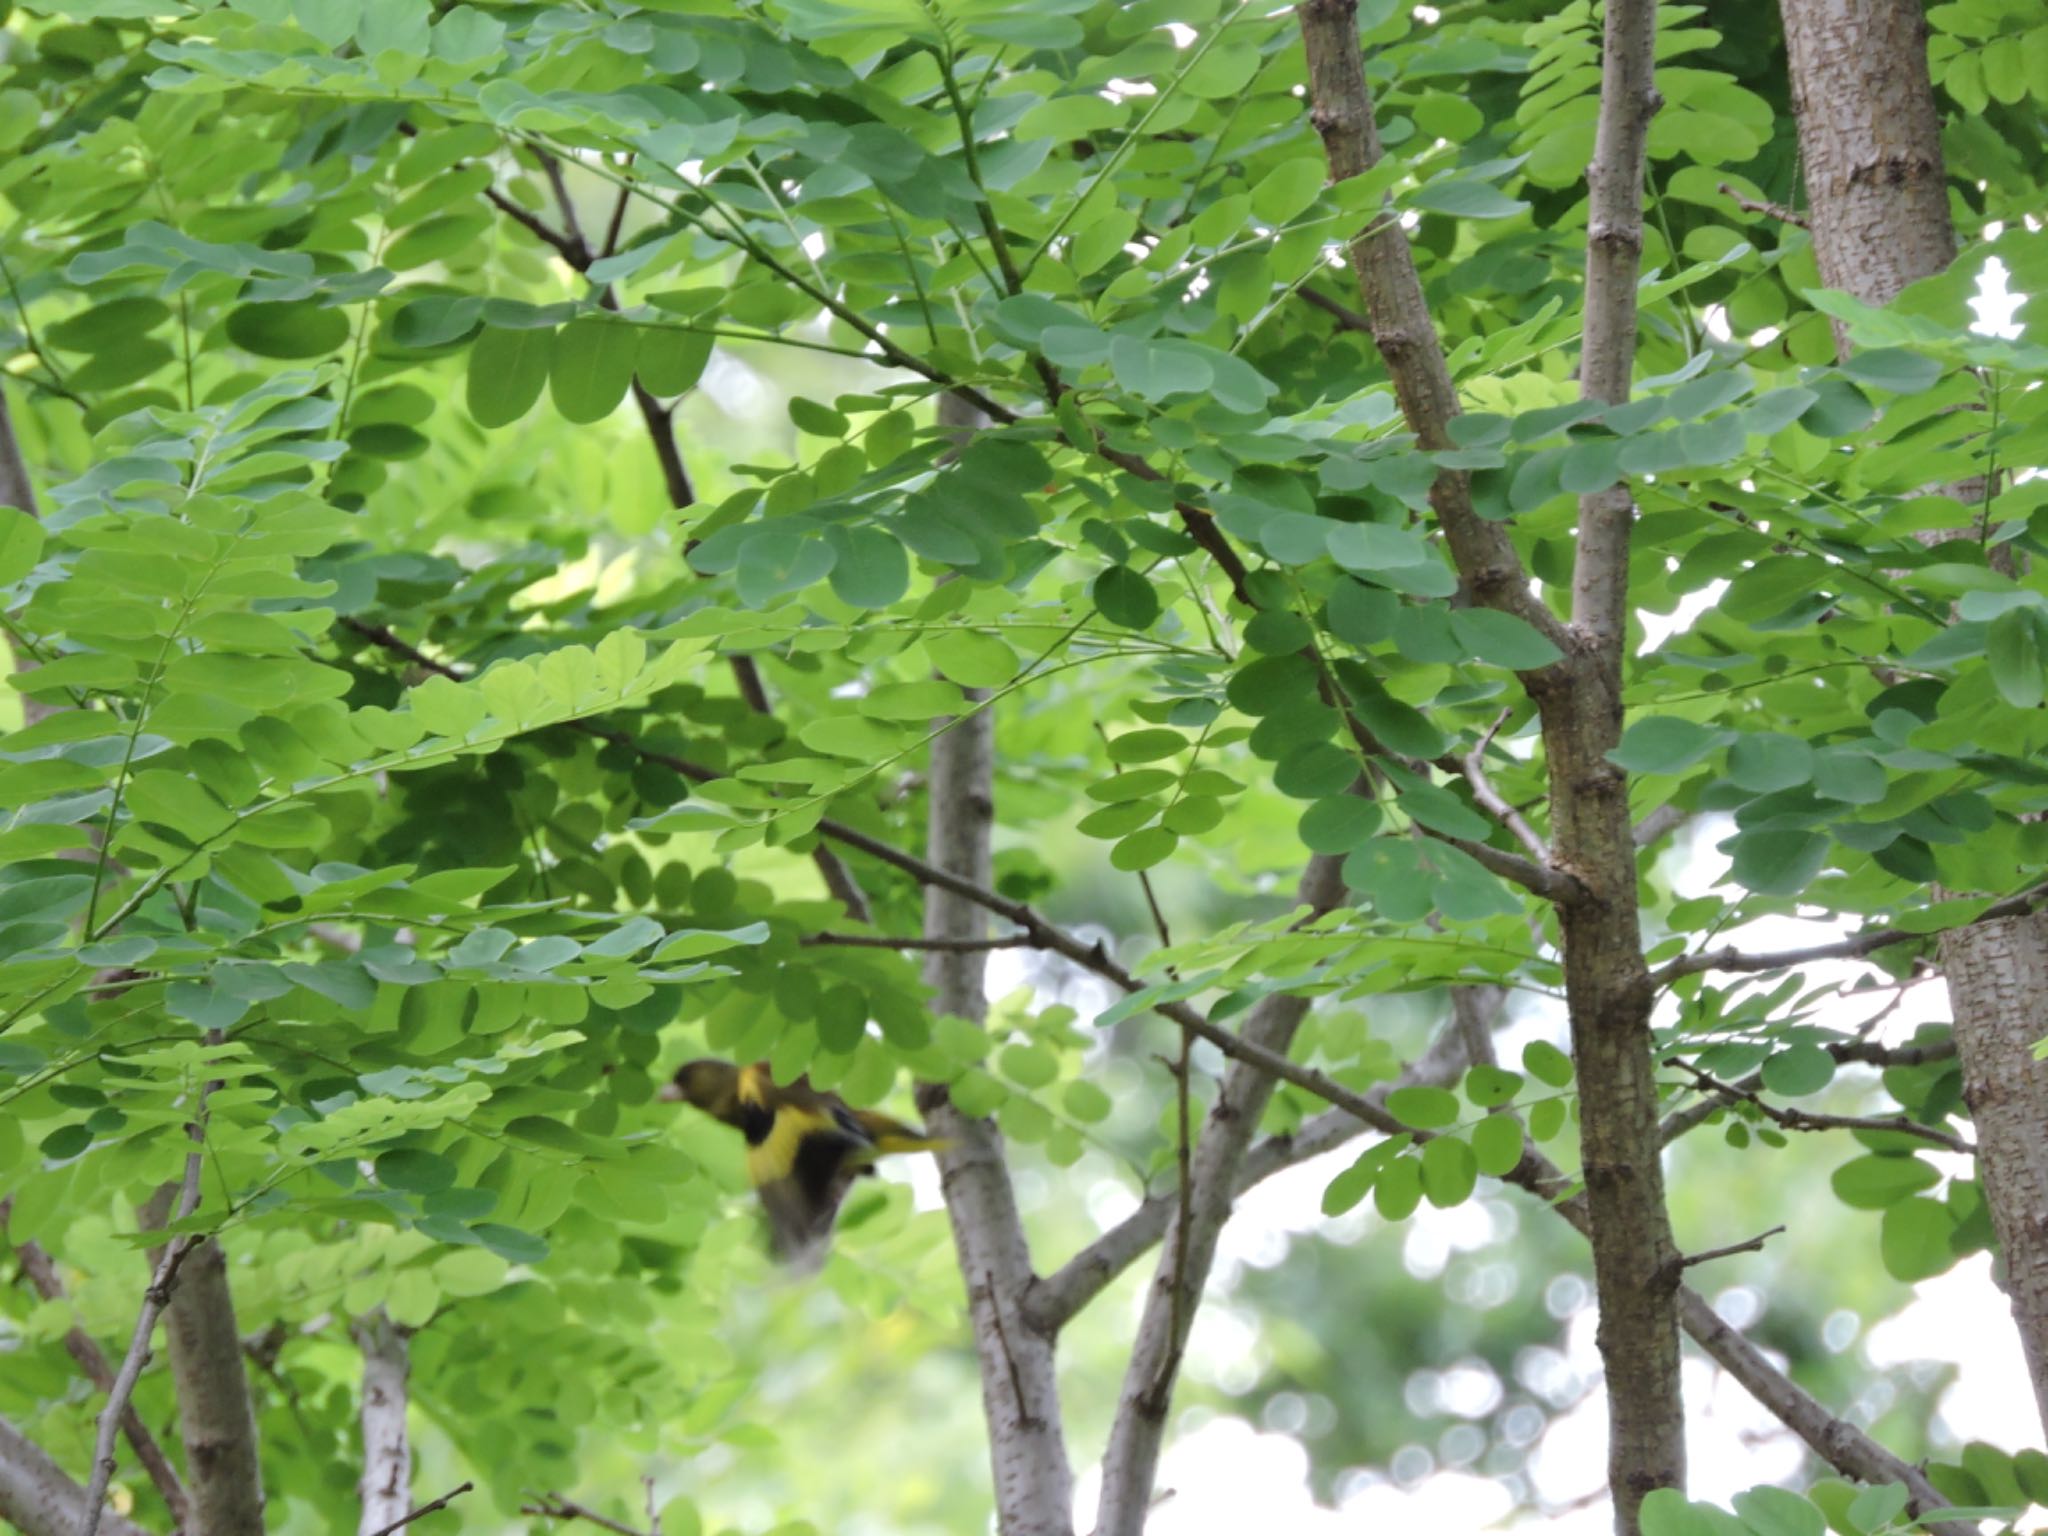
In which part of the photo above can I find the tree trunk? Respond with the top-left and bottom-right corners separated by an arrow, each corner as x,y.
161,1241 -> 266,1536
1778,0 -> 1956,354
354,1310 -> 412,1536
914,394 -> 1075,1536
1778,0 -> 2048,1435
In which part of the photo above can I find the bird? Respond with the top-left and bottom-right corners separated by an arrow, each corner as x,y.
663,1058 -> 947,1264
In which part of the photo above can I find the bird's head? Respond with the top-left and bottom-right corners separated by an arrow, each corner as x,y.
664,1057 -> 740,1112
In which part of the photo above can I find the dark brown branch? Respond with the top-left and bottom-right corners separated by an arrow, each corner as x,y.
801,931 -> 1032,952
522,1493 -> 650,1536
1297,285 -> 1374,334
364,1482 -> 472,1536
4,1225 -> 188,1526
1662,1225 -> 1785,1284
1665,1059 -> 1973,1155
1655,882 -> 2048,983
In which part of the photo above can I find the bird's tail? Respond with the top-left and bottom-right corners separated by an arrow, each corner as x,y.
849,1109 -> 950,1158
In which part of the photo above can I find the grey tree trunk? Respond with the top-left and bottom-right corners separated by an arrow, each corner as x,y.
161,1240 -> 267,1536
354,1310 -> 412,1536
915,394 -> 1075,1536
1778,0 -> 2048,1436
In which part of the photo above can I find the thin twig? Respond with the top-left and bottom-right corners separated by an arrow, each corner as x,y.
521,1493 -> 649,1536
800,931 -> 1032,952
1718,182 -> 1808,227
363,1481 -> 473,1536
1655,880 -> 2048,982
1633,803 -> 1689,848
1297,285 -> 1374,333
1664,1058 -> 1973,1155
1461,709 -> 1548,861
1662,1225 -> 1785,1284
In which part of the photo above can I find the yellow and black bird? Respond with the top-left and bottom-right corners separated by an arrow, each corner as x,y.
664,1058 -> 946,1263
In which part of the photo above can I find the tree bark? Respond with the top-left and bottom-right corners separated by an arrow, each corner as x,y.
0,1415 -> 151,1536
1295,1 -> 1681,1527
914,395 -> 1074,1536
354,1309 -> 412,1536
161,1240 -> 266,1536
1778,0 -> 1956,356
1778,0 -> 2048,1436
1093,855 -> 1345,1536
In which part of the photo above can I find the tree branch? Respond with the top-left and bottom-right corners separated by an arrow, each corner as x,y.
364,1482 -> 471,1536
1292,1 -> 1565,653
1462,710 -> 1548,861
4,1224 -> 189,1527
354,1309 -> 411,1536
1654,882 -> 2048,983
1664,1059 -> 1973,1155
1661,1224 -> 1785,1283
1095,854 -> 1346,1536
523,1492 -> 650,1536
801,930 -> 1033,952
1717,182 -> 1807,228
80,1143 -> 205,1536
0,1415 -> 150,1536
1030,984 -> 1504,1334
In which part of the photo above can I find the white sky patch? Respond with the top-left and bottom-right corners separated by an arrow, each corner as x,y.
1165,21 -> 1196,47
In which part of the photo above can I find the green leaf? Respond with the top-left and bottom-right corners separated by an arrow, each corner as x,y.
227,302 -> 350,360
1727,829 -> 1828,896
635,328 -> 715,395
1063,1080 -> 1112,1123
1471,1113 -> 1524,1176
1610,717 -> 1728,774
1297,795 -> 1382,854
1831,1153 -> 1939,1210
1463,1065 -> 1523,1108
824,526 -> 909,608
550,318 -> 639,424
1727,733 -> 1814,793
925,630 -> 1015,688
1522,1039 -> 1573,1087
467,325 -> 553,428
1987,609 -> 2046,710
1448,608 -> 1564,669
1839,347 -> 1942,395
376,1147 -> 458,1193
1419,1135 -> 1477,1207
1373,1153 -> 1423,1220
0,508 -> 46,586
1105,729 -> 1187,764
1760,1042 -> 1835,1096
1386,1085 -> 1459,1129
1880,1196 -> 1958,1280
1111,827 -> 1178,871
790,396 -> 848,437
1093,565 -> 1160,629
1730,1486 -> 1824,1536
1250,157 -> 1326,225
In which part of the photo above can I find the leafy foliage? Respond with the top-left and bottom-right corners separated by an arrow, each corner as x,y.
0,0 -> 2044,1529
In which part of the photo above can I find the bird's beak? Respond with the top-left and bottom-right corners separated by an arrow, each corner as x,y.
658,1080 -> 684,1103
